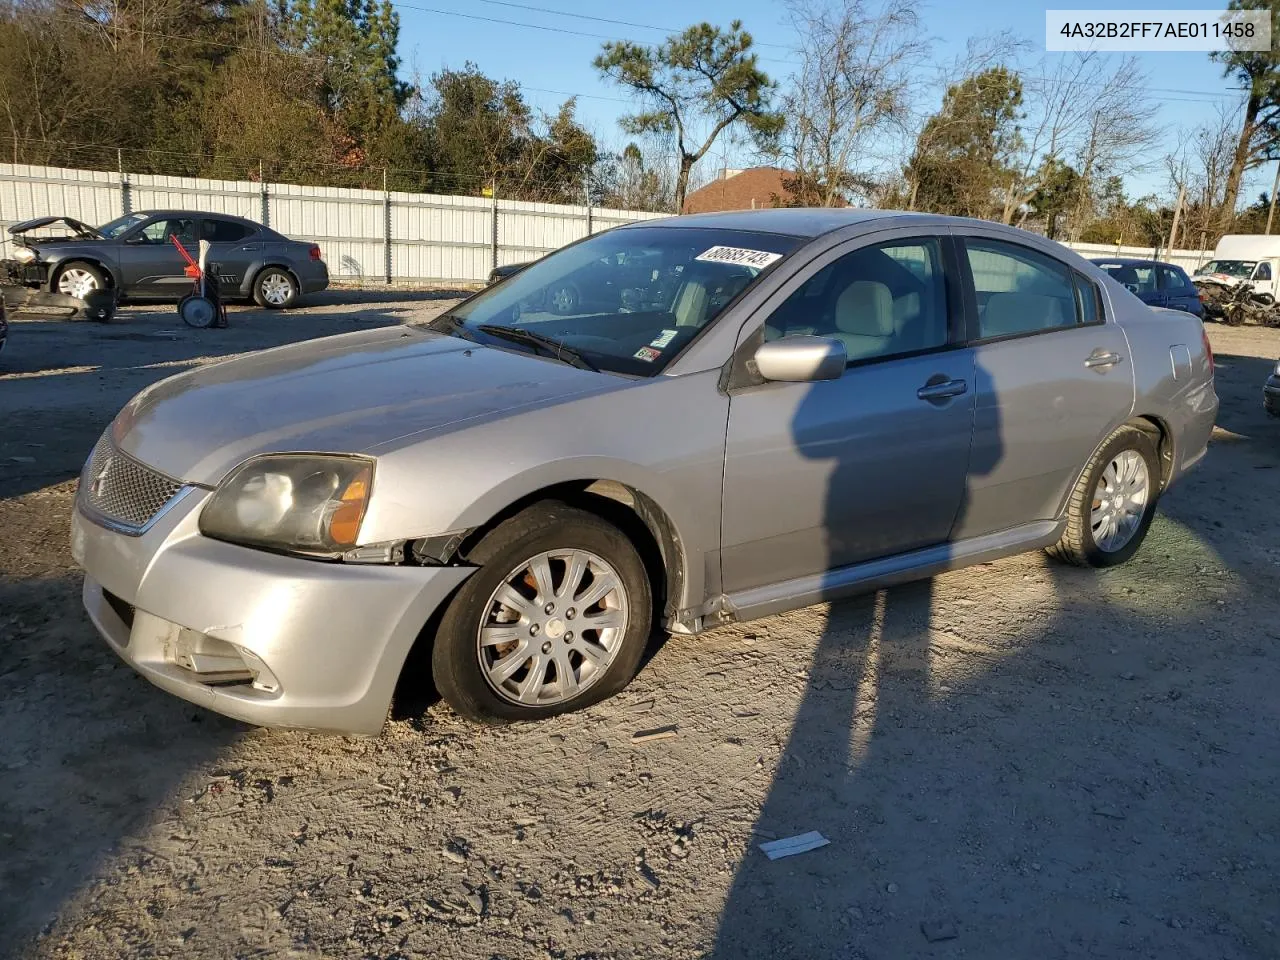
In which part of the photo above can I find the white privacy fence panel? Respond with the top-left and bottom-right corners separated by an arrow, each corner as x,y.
1064,241 -> 1212,274
0,164 -> 1221,283
0,163 -> 667,283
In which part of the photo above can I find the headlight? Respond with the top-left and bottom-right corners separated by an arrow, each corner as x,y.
199,454 -> 373,555
12,246 -> 36,263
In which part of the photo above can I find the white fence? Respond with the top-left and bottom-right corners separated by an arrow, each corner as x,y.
0,163 -> 666,285
0,162 -> 1217,284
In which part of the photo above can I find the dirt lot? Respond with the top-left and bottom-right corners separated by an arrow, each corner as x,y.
1,298 -> 1278,960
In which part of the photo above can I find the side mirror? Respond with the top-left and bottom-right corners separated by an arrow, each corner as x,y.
753,335 -> 847,383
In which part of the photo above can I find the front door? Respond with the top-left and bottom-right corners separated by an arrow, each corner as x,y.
117,216 -> 197,297
720,234 -> 976,595
952,233 -> 1136,539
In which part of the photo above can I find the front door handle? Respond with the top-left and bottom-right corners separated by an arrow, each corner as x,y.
917,378 -> 968,402
1085,350 -> 1124,369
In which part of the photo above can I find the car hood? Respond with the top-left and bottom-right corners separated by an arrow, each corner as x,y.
7,215 -> 102,240
112,325 -> 622,485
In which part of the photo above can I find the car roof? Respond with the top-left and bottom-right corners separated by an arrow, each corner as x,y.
622,208 -> 988,239
1091,257 -> 1182,269
132,210 -> 269,229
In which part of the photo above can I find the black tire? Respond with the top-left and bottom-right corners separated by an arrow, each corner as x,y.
430,501 -> 653,723
1046,425 -> 1161,568
53,260 -> 107,299
252,267 -> 299,309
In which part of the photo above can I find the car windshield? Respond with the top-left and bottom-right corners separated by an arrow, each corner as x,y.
98,212 -> 150,238
432,226 -> 801,376
1198,259 -> 1256,278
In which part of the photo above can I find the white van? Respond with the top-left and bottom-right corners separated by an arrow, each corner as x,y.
1194,235 -> 1280,301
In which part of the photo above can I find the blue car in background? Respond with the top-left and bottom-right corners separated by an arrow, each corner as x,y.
1091,258 -> 1204,318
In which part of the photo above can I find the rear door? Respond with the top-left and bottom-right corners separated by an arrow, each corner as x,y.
199,217 -> 262,293
954,231 -> 1135,540
1157,264 -> 1201,315
116,216 -> 197,297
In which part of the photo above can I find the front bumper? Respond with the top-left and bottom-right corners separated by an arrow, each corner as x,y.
1266,375 -> 1280,418
72,486 -> 474,734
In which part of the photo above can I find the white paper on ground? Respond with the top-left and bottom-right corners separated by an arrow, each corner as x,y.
758,831 -> 830,860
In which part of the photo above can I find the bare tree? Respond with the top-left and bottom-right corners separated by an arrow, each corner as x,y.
1064,58 -> 1159,240
1168,105 -> 1242,249
778,0 -> 928,207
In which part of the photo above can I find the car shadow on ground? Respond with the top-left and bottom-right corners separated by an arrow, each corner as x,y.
0,478 -> 249,956
707,347 -> 1280,958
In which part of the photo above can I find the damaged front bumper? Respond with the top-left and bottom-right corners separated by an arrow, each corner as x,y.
2,259 -> 116,320
72,483 -> 475,734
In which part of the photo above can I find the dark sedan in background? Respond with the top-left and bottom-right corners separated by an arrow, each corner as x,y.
1091,257 -> 1203,317
3,211 -> 328,309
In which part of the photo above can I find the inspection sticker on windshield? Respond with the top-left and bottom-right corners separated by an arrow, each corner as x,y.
650,329 -> 679,348
694,245 -> 782,269
634,346 -> 662,362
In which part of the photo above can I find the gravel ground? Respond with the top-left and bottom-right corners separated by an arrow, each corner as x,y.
1,299 -> 1278,960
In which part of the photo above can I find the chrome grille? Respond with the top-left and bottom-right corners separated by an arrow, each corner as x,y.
80,435 -> 182,531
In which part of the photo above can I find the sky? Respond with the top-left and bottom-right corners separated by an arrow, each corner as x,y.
392,0 -> 1269,202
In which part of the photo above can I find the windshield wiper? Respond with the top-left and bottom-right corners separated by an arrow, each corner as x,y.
427,313 -> 480,342
476,324 -> 598,371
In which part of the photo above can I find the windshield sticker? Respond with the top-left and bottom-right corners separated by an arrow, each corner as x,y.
634,346 -> 662,362
650,329 -> 678,348
694,245 -> 782,269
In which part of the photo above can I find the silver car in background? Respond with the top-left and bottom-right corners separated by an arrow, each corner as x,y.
70,210 -> 1218,732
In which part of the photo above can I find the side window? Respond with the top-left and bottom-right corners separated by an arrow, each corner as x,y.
1254,261 -> 1272,281
1157,265 -> 1194,292
202,219 -> 254,243
964,238 -> 1079,339
763,237 -> 950,362
137,218 -> 195,246
1074,273 -> 1102,325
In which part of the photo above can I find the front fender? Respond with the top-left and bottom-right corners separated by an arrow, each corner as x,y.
45,252 -> 122,291
359,372 -> 730,616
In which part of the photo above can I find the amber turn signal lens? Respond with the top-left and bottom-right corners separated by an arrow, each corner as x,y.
327,466 -> 372,546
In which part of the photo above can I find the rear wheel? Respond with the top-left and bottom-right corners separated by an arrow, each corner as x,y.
253,267 -> 298,309
430,502 -> 652,723
55,261 -> 106,300
1047,425 -> 1160,568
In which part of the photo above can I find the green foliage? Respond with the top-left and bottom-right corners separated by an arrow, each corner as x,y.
1027,157 -> 1082,239
595,21 -> 781,209
904,67 -> 1023,219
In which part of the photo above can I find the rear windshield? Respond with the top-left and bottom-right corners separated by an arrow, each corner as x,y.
431,226 -> 802,376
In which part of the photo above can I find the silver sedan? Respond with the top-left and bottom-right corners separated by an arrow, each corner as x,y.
70,210 -> 1219,731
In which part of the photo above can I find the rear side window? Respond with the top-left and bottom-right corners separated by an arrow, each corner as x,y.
964,238 -> 1080,339
1157,265 -> 1190,291
202,219 -> 255,243
1074,273 -> 1102,325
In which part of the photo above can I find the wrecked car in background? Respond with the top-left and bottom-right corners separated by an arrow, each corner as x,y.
1,211 -> 328,310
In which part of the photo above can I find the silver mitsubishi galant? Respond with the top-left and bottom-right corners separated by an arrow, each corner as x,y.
70,210 -> 1219,732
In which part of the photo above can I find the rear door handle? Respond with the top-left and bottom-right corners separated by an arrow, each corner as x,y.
917,378 -> 968,402
1085,350 -> 1124,369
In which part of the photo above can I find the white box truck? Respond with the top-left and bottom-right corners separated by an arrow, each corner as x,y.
1193,235 -> 1280,301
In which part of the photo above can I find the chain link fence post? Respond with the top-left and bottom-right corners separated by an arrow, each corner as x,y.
383,167 -> 392,285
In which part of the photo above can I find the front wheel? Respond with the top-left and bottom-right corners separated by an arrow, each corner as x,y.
1047,425 -> 1160,568
430,502 -> 653,723
253,268 -> 299,309
55,261 -> 106,300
